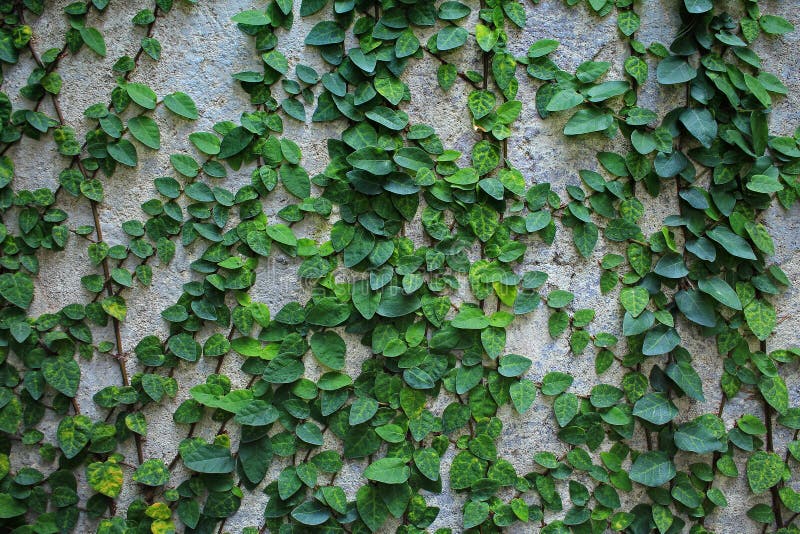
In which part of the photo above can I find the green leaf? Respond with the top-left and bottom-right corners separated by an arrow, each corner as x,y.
554,392 -> 579,427
633,393 -> 678,425
349,397 -> 378,426
347,146 -> 393,175
102,295 -> 127,321
666,361 -> 705,401
414,448 -> 441,481
492,52 -> 516,89
674,415 -> 726,453
57,416 -> 91,459
377,286 -> 421,318
475,23 -> 497,52
266,224 -> 297,247
747,174 -> 783,194
573,222 -> 598,257
133,459 -> 170,486
450,451 -> 487,490
170,154 -> 199,177
395,29 -> 420,58
291,501 -> 330,526
498,354 -> 532,377
0,494 -> 26,518
656,56 -> 696,84
620,286 -> 648,317
128,116 -> 160,149
642,326 -> 680,356
299,0 -> 327,15
468,90 -> 496,120
684,0 -> 712,13
707,226 -> 756,260
235,400 -> 279,426
436,25 -> 468,51
321,486 -> 347,514
365,106 -> 408,130
281,165 -> 311,198
189,132 -> 221,155
218,126 -> 254,159
510,379 -> 536,414
181,443 -> 234,473
107,139 -> 138,167
438,1 -> 471,19
744,74 -> 771,107
617,10 -> 640,36
629,451 -> 676,487
310,331 -> 346,370
42,358 -> 80,397
496,100 -> 522,125
437,64 -> 457,91
758,375 -> 789,415
541,372 -> 573,396
374,72 -> 406,105
164,92 -> 198,120
404,368 -> 435,389
463,500 -> 490,529
528,39 -> 559,57
744,299 -> 776,341
305,21 -> 344,45
80,27 -> 106,56
468,204 -> 499,242
231,9 -> 271,25
698,278 -> 742,310
576,61 -> 610,82
472,141 -> 500,175
760,15 -> 794,35
546,89 -> 583,112
624,56 -> 648,85
356,485 -> 389,532
394,147 -> 434,171
675,290 -> 716,327
282,98 -> 306,121
452,306 -> 489,329
80,179 -> 104,202
746,222 -> 775,254
364,457 -> 410,484
654,253 -> 688,279
0,272 -> 34,309
503,2 -> 526,27
547,290 -> 574,308
679,107 -> 717,148
296,422 -> 324,445
86,461 -> 123,498
747,451 -> 783,494
564,109 -> 613,135
125,412 -> 147,435
306,297 -> 350,326
141,37 -> 161,60
125,83 -> 157,109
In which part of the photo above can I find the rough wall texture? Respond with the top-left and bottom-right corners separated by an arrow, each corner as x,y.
6,0 -> 800,532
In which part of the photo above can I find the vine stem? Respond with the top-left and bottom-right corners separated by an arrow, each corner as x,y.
85,158 -> 143,465
761,337 -> 784,530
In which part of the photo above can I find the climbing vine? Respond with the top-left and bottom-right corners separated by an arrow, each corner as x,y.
0,0 -> 798,532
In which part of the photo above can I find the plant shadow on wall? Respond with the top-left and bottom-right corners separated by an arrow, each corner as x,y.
0,0 -> 799,533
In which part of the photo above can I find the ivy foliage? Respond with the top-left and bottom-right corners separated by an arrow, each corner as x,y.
0,0 -> 799,533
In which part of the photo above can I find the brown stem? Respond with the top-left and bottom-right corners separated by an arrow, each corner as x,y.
762,342 -> 784,529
